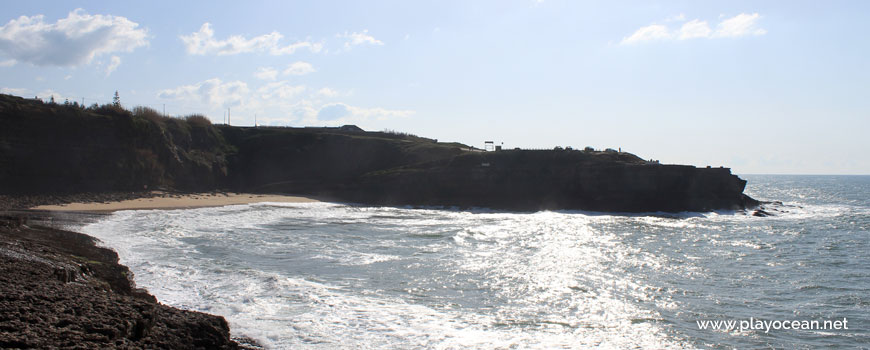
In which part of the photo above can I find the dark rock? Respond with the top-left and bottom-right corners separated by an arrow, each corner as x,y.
752,209 -> 773,217
0,223 -> 240,349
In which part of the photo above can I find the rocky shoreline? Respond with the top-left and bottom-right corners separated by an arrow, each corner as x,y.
0,212 -> 251,349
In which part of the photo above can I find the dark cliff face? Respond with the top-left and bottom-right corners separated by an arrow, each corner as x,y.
0,93 -> 757,212
219,126 -> 464,193
0,94 -> 229,193
337,151 -> 758,212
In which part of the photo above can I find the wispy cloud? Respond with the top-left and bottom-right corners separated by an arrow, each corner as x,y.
0,87 -> 29,96
316,102 -> 413,122
678,20 -> 712,40
0,9 -> 148,67
665,13 -> 686,22
713,13 -> 767,38
316,87 -> 339,97
254,67 -> 278,81
180,23 -> 322,56
157,77 -> 411,127
105,55 -> 121,76
257,81 -> 305,101
338,30 -> 384,50
36,89 -> 67,102
255,61 -> 315,81
158,78 -> 249,108
621,13 -> 765,45
621,24 -> 671,44
283,61 -> 315,75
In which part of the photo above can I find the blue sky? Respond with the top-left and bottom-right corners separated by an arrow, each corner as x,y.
1,1 -> 868,174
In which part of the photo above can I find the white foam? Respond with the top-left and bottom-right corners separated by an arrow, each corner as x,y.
82,203 -> 690,349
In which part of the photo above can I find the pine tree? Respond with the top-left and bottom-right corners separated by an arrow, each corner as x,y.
113,91 -> 121,107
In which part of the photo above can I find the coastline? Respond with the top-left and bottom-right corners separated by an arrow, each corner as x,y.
0,194 -> 314,349
0,214 -> 247,349
30,191 -> 320,212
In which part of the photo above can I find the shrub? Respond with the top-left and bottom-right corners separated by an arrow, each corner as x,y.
132,106 -> 168,124
91,103 -> 132,118
382,129 -> 418,138
184,114 -> 212,127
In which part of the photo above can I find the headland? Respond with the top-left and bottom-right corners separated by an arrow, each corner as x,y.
0,93 -> 757,213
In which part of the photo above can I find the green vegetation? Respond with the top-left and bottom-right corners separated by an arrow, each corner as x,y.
0,93 -> 232,193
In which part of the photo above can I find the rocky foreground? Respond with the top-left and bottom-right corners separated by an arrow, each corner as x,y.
0,215 -> 244,349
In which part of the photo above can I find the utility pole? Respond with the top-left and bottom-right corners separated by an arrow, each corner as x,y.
254,114 -> 257,127
163,104 -> 165,116
228,108 -> 231,125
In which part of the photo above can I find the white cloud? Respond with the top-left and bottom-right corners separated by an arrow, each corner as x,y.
0,87 -> 29,96
283,61 -> 315,76
36,89 -> 67,102
254,67 -> 278,80
317,103 -> 412,122
621,24 -> 671,44
180,23 -> 322,56
338,30 -> 384,50
270,41 -> 323,55
257,81 -> 305,101
0,9 -> 148,67
316,87 -> 338,97
621,13 -> 766,45
713,13 -> 767,38
157,78 -> 410,127
263,98 -> 412,126
317,103 -> 351,120
679,20 -> 712,40
158,78 -> 249,108
105,55 -> 121,76
0,59 -> 15,67
666,13 -> 686,22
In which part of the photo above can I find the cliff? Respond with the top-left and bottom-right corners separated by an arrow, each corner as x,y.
0,94 -> 229,193
341,151 -> 756,212
0,93 -> 757,212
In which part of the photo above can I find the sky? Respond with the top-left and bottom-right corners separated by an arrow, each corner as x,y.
1,1 -> 868,175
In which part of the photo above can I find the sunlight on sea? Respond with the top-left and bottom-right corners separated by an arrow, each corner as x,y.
82,175 -> 870,349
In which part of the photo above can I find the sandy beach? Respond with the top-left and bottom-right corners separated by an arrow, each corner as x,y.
30,192 -> 320,212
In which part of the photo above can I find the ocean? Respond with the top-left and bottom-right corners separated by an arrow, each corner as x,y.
81,175 -> 870,349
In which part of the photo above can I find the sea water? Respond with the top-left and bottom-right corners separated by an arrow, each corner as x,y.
81,175 -> 870,349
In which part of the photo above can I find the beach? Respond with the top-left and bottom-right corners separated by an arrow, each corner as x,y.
30,192 -> 320,212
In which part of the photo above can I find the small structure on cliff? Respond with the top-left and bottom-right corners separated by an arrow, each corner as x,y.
485,141 -> 495,152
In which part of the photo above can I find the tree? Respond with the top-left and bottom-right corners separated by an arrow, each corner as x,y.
113,90 -> 121,107
49,95 -> 55,104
